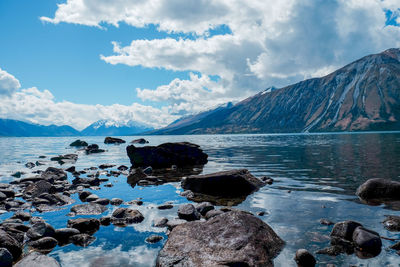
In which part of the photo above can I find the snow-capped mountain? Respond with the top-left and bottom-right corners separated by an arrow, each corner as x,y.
81,120 -> 153,136
151,48 -> 400,134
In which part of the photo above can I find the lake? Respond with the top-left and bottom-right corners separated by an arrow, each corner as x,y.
1,132 -> 400,266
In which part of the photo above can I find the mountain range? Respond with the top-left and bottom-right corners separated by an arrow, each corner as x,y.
0,119 -> 153,137
152,48 -> 400,134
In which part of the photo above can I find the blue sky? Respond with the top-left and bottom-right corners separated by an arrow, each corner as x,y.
0,0 -> 399,130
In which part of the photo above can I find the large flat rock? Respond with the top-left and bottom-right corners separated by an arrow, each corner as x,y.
126,142 -> 208,168
156,210 -> 284,267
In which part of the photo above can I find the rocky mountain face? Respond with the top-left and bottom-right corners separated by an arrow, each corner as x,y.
80,120 -> 153,136
0,119 -> 80,137
152,48 -> 400,134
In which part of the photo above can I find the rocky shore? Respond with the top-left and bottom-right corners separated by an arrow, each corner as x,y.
0,137 -> 399,266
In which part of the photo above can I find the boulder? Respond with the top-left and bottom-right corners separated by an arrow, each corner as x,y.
0,248 -> 13,267
92,198 -> 110,205
104,137 -> 126,144
28,237 -> 58,251
352,227 -> 382,256
85,144 -> 105,154
356,178 -> 400,202
14,252 -> 60,267
69,203 -> 107,216
50,154 -> 78,164
153,217 -> 168,228
126,142 -> 208,168
26,222 -> 55,240
0,229 -> 22,260
54,228 -> 80,243
23,180 -> 54,199
131,138 -> 149,144
294,249 -> 316,267
69,140 -> 88,147
11,211 -> 31,221
67,218 -> 100,235
177,204 -> 201,221
100,217 -> 111,226
99,164 -> 115,169
0,189 -> 15,198
110,198 -> 123,206
41,167 -> 67,181
25,162 -> 35,169
69,234 -> 96,247
0,192 -> 6,202
382,215 -> 400,231
111,208 -> 144,226
195,202 -> 214,216
156,210 -> 284,267
330,220 -> 362,241
181,169 -> 265,205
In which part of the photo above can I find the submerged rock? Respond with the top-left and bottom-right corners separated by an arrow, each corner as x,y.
14,252 -> 60,267
111,208 -> 144,226
69,203 -> 107,216
156,210 -> 284,266
70,140 -> 88,147
356,178 -> 400,202
382,215 -> 400,231
146,235 -> 163,244
126,142 -> 208,168
104,137 -> 126,144
181,169 -> 265,205
69,234 -> 96,247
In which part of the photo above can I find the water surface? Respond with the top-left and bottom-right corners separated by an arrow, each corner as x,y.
1,132 -> 400,266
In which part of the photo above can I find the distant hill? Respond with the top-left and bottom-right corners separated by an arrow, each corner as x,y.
80,119 -> 153,136
151,48 -> 400,134
0,119 -> 80,137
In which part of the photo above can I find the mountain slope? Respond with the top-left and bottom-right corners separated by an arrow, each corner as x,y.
0,119 -> 80,137
81,120 -> 153,136
152,48 -> 400,134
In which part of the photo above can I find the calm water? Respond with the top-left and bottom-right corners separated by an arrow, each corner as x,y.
1,132 -> 400,266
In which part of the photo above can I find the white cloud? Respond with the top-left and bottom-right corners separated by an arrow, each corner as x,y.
0,68 -> 21,96
0,86 -> 178,130
41,0 -> 400,116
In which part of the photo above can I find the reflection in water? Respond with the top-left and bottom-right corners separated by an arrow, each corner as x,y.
0,132 -> 400,266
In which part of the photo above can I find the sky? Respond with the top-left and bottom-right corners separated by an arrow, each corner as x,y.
0,0 -> 399,130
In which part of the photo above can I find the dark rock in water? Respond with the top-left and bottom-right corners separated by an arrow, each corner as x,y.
26,222 -> 55,240
65,166 -> 75,173
72,177 -> 100,186
1,222 -> 30,233
54,228 -> 80,243
35,161 -> 45,166
14,252 -> 60,267
331,220 -> 362,241
177,204 -> 200,221
143,166 -> 153,175
39,155 -> 46,159
320,218 -> 335,226
70,140 -> 88,147
28,237 -> 58,251
131,138 -> 149,144
85,144 -> 105,154
153,217 -> 168,228
11,172 -> 24,178
99,164 -> 115,169
23,180 -> 54,199
352,226 -> 382,256
117,165 -> 128,171
390,241 -> 400,250
0,192 -> 6,201
111,208 -> 144,226
165,219 -> 186,230
261,176 -> 274,185
0,248 -> 13,267
181,169 -> 265,205
25,162 -> 35,169
110,198 -> 123,206
67,218 -> 100,235
157,210 -> 284,266
0,189 -> 15,198
11,211 -> 31,221
0,229 -> 22,259
126,142 -> 208,168
294,249 -> 316,267
104,137 -> 126,144
69,234 -> 96,247
50,154 -> 78,164
195,202 -> 214,216
126,199 -> 143,206
41,167 -> 67,181
92,198 -> 110,205
69,203 -> 107,216
157,203 -> 173,210
30,217 -> 45,224
78,191 -> 92,201
146,235 -> 163,244
356,178 -> 400,202
382,215 -> 400,231
100,217 -> 111,226
85,194 -> 100,202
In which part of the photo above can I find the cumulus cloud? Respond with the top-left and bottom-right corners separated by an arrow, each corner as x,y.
41,0 -> 400,116
0,86 -> 178,130
0,68 -> 21,96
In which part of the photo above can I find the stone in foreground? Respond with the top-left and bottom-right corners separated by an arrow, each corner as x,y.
126,142 -> 208,168
294,249 -> 316,267
356,178 -> 400,202
14,252 -> 60,267
156,210 -> 284,267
